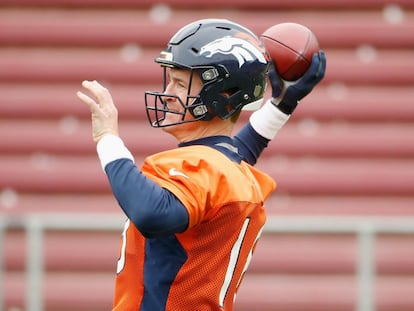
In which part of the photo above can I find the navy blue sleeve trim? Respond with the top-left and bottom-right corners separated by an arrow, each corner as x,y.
105,158 -> 189,237
234,122 -> 270,165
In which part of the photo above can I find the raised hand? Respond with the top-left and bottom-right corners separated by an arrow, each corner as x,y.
77,80 -> 119,143
269,50 -> 327,114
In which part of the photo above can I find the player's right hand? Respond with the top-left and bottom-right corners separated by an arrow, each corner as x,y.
77,80 -> 119,144
269,50 -> 326,115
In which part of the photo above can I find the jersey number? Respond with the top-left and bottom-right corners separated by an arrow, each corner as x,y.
219,218 -> 263,308
117,219 -> 130,274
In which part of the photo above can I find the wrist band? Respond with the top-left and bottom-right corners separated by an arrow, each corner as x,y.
97,134 -> 135,170
249,99 -> 290,140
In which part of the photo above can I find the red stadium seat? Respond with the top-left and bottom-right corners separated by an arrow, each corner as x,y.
1,1 -> 414,310
4,231 -> 414,310
2,84 -> 414,122
1,0 -> 414,9
1,48 -> 414,85
2,119 -> 414,158
1,9 -> 414,48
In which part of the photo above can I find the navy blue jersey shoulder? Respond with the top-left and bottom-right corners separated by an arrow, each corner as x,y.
179,123 -> 269,165
179,135 -> 242,163
233,122 -> 269,165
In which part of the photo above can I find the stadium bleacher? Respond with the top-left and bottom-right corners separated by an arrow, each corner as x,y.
1,0 -> 414,310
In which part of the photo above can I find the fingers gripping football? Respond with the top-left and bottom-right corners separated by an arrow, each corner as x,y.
77,80 -> 119,143
270,50 -> 326,115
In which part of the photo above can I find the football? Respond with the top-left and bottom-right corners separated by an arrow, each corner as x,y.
260,22 -> 320,81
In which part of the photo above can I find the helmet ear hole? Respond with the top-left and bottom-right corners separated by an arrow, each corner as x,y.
209,93 -> 243,120
189,102 -> 214,121
221,87 -> 239,98
191,104 -> 209,118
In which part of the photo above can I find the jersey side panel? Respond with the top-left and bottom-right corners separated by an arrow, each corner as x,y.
112,220 -> 146,310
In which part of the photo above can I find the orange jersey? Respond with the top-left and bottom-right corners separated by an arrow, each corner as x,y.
113,144 -> 275,311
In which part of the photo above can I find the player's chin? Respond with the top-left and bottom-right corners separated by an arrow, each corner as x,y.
160,118 -> 181,134
160,123 -> 175,133
160,114 -> 178,127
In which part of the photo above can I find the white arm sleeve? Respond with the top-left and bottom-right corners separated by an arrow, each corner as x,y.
249,99 -> 290,140
96,134 -> 135,170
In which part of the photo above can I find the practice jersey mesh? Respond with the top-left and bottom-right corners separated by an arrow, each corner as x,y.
112,145 -> 275,311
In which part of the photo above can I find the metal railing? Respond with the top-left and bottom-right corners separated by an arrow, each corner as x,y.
1,213 -> 414,311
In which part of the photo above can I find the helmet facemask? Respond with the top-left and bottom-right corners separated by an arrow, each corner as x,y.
145,66 -> 213,128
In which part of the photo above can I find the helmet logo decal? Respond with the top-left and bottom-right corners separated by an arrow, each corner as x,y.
199,35 -> 267,68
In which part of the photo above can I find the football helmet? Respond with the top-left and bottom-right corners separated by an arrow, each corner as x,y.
145,18 -> 270,127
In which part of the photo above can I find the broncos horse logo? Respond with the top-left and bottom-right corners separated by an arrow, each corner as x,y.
199,35 -> 267,68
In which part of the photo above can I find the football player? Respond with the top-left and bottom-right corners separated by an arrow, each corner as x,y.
78,19 -> 325,311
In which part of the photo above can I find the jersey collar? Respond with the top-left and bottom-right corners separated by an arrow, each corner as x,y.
178,136 -> 243,163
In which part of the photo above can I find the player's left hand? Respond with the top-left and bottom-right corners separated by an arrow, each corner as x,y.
269,50 -> 326,114
77,80 -> 119,143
